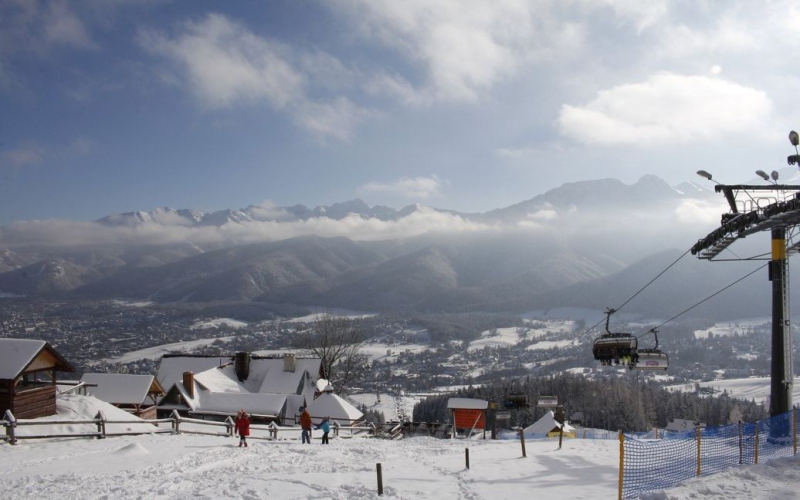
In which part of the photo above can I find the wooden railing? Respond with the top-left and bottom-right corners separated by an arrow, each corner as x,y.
0,409 -> 399,445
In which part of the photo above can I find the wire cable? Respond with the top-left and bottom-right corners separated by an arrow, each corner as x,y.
639,262 -> 768,337
614,248 -> 691,313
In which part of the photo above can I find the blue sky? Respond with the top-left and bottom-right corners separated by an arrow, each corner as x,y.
2,0 -> 799,225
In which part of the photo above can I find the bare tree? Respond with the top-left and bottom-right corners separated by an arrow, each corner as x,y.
294,313 -> 365,390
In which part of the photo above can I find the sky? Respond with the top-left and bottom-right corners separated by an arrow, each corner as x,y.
2,0 -> 800,226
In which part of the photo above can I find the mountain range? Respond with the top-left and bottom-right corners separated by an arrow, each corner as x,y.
0,173 -> 790,320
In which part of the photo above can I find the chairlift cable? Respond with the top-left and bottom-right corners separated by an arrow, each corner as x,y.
613,248 -> 691,313
567,248 -> 691,346
639,262 -> 768,337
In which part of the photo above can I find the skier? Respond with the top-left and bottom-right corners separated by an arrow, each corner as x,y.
235,409 -> 251,448
319,416 -> 331,444
300,407 -> 313,444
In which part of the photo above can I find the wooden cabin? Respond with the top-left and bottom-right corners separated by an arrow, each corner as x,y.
0,339 -> 74,419
80,373 -> 165,419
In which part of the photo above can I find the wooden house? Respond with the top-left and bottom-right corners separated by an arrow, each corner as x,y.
157,352 -> 324,424
80,373 -> 165,419
0,339 -> 74,419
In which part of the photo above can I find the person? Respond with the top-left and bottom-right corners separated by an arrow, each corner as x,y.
319,416 -> 331,445
234,409 -> 250,448
300,407 -> 312,444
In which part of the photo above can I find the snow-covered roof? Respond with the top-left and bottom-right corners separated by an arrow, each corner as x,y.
307,393 -> 363,424
155,356 -> 231,390
0,339 -> 73,380
80,373 -> 162,406
447,398 -> 488,410
523,410 -> 575,435
160,355 -> 324,417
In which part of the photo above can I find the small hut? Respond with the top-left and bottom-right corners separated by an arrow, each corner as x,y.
80,373 -> 165,419
523,410 -> 576,438
0,339 -> 74,418
307,385 -> 363,425
447,398 -> 488,439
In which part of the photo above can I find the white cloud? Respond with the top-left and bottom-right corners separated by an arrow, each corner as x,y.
336,0 -> 584,102
139,13 -> 370,141
0,146 -> 45,169
43,0 -> 96,49
558,74 -> 773,146
139,14 -> 304,109
360,175 -> 442,199
0,206 -> 492,248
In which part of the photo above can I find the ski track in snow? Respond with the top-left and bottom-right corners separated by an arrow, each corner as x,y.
0,433 -> 622,499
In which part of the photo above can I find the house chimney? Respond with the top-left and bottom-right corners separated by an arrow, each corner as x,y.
182,371 -> 194,398
284,353 -> 296,372
235,352 -> 251,382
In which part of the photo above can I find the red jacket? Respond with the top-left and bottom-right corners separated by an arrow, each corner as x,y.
235,416 -> 251,436
300,410 -> 312,430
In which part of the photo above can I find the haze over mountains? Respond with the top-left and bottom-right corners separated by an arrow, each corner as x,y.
0,173 -> 789,319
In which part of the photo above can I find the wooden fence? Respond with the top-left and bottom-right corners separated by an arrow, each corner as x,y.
0,409 -> 407,445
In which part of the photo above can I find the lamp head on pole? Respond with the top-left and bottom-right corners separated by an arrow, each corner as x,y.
772,170 -> 780,182
696,170 -> 713,181
790,130 -> 799,147
755,170 -> 770,182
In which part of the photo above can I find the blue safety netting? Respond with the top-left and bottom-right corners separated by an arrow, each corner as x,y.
621,410 -> 796,499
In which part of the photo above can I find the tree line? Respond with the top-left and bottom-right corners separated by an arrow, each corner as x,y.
413,373 -> 767,432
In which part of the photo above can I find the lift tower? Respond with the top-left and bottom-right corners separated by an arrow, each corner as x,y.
691,134 -> 800,417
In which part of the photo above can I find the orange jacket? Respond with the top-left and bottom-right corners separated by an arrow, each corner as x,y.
300,410 -> 312,430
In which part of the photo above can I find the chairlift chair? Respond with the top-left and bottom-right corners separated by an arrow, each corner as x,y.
592,308 -> 638,367
632,330 -> 669,371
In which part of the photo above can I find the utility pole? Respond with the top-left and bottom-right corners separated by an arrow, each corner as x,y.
770,227 -> 793,416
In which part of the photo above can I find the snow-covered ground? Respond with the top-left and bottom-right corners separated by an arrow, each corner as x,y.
666,376 -> 800,405
525,340 -> 572,351
281,308 -> 377,324
469,320 -> 575,352
693,318 -> 770,339
1,394 -> 794,499
359,342 -> 432,362
640,455 -> 800,499
0,431 -> 621,499
190,318 -> 249,330
348,393 -> 418,421
110,299 -> 154,307
105,336 -> 235,363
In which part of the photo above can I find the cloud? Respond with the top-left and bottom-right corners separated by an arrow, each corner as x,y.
0,145 -> 45,169
557,74 -> 773,146
335,0 -> 585,103
0,138 -> 95,169
0,206 -> 492,248
139,13 -> 370,141
359,175 -> 442,199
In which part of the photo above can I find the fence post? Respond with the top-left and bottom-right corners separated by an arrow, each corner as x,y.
4,410 -> 16,445
793,406 -> 797,456
95,410 -> 106,439
696,424 -> 702,477
268,421 -> 278,440
224,416 -> 234,437
618,431 -> 624,500
376,463 -> 384,496
738,421 -> 743,465
171,410 -> 181,434
519,429 -> 526,458
654,427 -> 659,440
465,447 -> 470,469
333,421 -> 340,437
754,422 -> 759,464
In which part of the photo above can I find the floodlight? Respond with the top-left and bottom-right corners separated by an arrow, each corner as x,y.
772,170 -> 780,181
696,170 -> 713,180
756,170 -> 770,181
790,130 -> 800,147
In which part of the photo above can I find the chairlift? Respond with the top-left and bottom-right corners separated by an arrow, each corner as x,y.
592,308 -> 637,368
632,330 -> 669,371
503,378 -> 529,409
